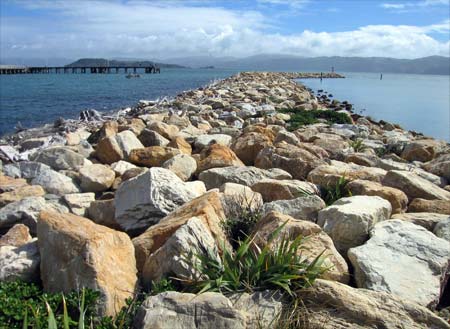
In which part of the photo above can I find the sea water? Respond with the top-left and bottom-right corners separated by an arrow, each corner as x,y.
298,72 -> 450,142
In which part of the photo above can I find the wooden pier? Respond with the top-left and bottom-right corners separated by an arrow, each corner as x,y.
0,65 -> 161,75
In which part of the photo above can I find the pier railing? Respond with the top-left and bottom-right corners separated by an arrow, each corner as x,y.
0,65 -> 161,75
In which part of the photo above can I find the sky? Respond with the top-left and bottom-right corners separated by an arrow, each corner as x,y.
1,0 -> 449,61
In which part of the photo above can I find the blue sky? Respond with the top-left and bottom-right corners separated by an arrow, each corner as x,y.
1,0 -> 449,60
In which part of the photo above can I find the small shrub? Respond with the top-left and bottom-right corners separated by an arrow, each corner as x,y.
279,109 -> 352,131
150,278 -> 177,296
182,222 -> 328,296
321,176 -> 352,206
97,293 -> 147,329
349,139 -> 367,152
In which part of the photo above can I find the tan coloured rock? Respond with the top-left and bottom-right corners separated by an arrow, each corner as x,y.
128,147 -> 181,167
0,224 -> 32,247
95,135 -> 123,164
255,142 -> 326,179
408,198 -> 450,214
401,139 -> 444,162
167,137 -> 192,155
391,212 -> 448,231
253,212 -> 349,283
63,193 -> 96,216
88,121 -> 118,144
147,121 -> 179,140
196,144 -> 244,174
346,179 -> 408,214
0,185 -> 45,207
230,132 -> 273,165
297,279 -> 449,329
308,160 -> 387,187
37,210 -> 138,317
87,199 -> 120,230
0,175 -> 27,193
79,164 -> 115,192
162,154 -> 197,181
251,179 -> 318,202
132,191 -> 227,273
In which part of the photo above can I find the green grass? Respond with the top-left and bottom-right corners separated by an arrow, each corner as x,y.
181,222 -> 328,296
321,176 -> 352,206
279,109 -> 352,131
349,139 -> 367,152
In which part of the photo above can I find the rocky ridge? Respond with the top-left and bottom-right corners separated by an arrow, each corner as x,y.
0,72 -> 449,328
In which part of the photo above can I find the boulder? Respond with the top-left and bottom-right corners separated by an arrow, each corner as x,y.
253,212 -> 349,283
408,198 -> 450,215
261,195 -> 326,222
30,147 -> 87,171
251,179 -> 318,202
167,137 -> 192,155
0,197 -> 49,232
134,290 -> 283,329
147,121 -> 179,140
230,132 -> 273,165
382,170 -> 450,201
0,175 -> 27,192
391,212 -> 448,231
128,146 -> 181,167
401,139 -> 443,162
0,224 -> 32,247
37,210 -> 138,317
79,164 -> 115,192
346,179 -> 408,214
2,161 -> 51,180
87,199 -> 119,230
63,193 -> 95,216
424,154 -> 450,181
31,169 -> 80,195
348,219 -> 450,308
308,160 -> 387,187
138,129 -> 170,147
219,182 -> 263,211
0,239 -> 40,282
133,192 -> 228,278
96,131 -> 144,164
87,121 -> 118,144
162,154 -> 197,181
255,142 -> 326,179
317,196 -> 392,255
434,217 -> 450,242
196,144 -> 244,174
0,185 -> 45,207
194,134 -> 232,150
115,167 -> 201,234
297,279 -> 449,329
199,166 -> 292,190
111,160 -> 137,176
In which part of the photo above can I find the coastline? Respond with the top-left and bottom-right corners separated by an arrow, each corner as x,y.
0,71 -> 449,326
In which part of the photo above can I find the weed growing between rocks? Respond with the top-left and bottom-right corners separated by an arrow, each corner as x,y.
181,222 -> 328,296
349,139 -> 367,152
320,176 -> 352,206
150,278 -> 177,296
279,109 -> 352,131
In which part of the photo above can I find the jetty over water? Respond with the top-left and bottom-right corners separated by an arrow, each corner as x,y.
0,64 -> 161,75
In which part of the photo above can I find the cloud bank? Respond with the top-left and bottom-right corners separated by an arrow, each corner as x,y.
1,0 -> 449,60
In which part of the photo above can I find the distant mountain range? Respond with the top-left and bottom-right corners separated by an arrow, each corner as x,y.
65,58 -> 185,68
1,55 -> 448,75
164,54 -> 450,75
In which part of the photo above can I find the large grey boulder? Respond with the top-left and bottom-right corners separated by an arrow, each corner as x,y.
348,219 -> 450,308
31,169 -> 80,195
115,167 -> 201,233
133,291 -> 283,329
261,195 -> 326,222
0,239 -> 40,282
162,154 -> 197,181
297,279 -> 450,329
63,193 -> 95,216
317,196 -> 392,255
0,197 -> 49,232
194,134 -> 232,150
30,147 -> 87,171
199,166 -> 291,190
434,217 -> 450,242
382,170 -> 450,201
79,164 -> 115,192
3,161 -> 52,179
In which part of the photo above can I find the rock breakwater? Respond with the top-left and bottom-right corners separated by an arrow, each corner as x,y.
0,72 -> 449,328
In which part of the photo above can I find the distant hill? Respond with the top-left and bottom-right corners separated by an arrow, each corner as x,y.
165,54 -> 450,75
65,58 -> 185,68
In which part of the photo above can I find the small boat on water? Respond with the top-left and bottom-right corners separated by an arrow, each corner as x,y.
126,74 -> 140,79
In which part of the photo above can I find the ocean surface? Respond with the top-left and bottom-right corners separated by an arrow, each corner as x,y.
0,68 -> 238,136
1,69 -> 449,142
298,72 -> 450,142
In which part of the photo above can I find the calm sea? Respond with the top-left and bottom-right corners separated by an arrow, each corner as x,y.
0,68 -> 238,136
1,69 -> 449,142
299,72 -> 450,142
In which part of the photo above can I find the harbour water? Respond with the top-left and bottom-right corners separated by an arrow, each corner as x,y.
299,72 -> 450,142
1,69 -> 449,142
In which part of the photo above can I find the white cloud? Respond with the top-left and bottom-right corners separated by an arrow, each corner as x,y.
381,0 -> 450,10
1,1 -> 449,60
